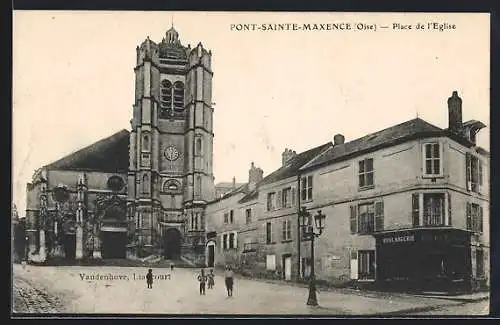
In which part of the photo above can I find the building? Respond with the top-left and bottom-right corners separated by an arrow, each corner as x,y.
214,178 -> 246,199
205,91 -> 489,293
25,27 -> 216,264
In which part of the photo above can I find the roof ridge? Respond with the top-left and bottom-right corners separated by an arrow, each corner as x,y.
44,129 -> 129,169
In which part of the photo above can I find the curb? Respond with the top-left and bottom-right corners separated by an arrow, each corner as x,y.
411,295 -> 490,303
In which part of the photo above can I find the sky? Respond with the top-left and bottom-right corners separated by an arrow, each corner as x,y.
12,11 -> 490,215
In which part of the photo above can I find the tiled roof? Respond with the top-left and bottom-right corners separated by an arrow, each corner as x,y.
301,118 -> 445,171
215,182 -> 246,189
238,188 -> 259,203
44,130 -> 130,173
259,142 -> 333,186
158,41 -> 188,61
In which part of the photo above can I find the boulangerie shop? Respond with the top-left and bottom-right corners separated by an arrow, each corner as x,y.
373,228 -> 486,293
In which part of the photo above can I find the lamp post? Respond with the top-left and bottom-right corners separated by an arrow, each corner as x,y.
299,207 -> 326,306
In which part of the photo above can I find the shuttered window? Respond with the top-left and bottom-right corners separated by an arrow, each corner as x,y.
350,205 -> 357,234
412,193 -> 420,227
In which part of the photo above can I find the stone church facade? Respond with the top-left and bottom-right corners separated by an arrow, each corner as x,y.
25,27 -> 215,264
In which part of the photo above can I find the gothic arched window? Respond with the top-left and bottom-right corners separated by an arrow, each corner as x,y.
143,133 -> 149,151
173,81 -> 185,111
160,80 -> 172,118
142,174 -> 149,194
195,137 -> 203,156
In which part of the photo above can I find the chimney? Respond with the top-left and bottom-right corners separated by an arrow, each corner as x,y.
282,148 -> 297,166
232,176 -> 236,189
333,134 -> 345,145
248,162 -> 264,191
448,91 -> 463,134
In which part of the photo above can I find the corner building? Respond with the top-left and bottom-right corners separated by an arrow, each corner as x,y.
25,27 -> 215,264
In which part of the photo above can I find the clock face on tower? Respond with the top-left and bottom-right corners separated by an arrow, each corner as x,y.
164,146 -> 180,161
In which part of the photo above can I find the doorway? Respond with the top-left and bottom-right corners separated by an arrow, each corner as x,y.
163,228 -> 181,260
283,254 -> 292,281
63,234 -> 76,260
207,243 -> 215,267
101,231 -> 127,259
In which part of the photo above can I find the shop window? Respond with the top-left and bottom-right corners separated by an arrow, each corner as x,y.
423,193 -> 445,226
476,249 -> 485,278
358,250 -> 376,280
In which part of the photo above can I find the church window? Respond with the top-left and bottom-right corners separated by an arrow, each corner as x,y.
160,80 -> 172,118
173,81 -> 185,111
196,137 -> 203,156
142,174 -> 149,194
143,134 -> 149,151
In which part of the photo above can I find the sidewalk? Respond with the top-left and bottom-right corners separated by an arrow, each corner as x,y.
412,291 -> 490,303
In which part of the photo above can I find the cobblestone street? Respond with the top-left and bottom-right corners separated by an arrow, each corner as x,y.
12,264 -> 489,315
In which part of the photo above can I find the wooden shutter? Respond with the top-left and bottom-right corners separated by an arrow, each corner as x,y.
350,250 -> 358,280
375,201 -> 384,231
466,153 -> 472,191
412,193 -> 420,227
277,191 -> 282,209
233,232 -> 238,249
479,206 -> 483,233
220,234 -> 224,251
350,205 -> 357,234
466,203 -> 472,230
291,187 -> 296,207
447,192 -> 452,226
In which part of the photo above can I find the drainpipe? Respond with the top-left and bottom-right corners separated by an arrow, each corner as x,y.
296,173 -> 301,281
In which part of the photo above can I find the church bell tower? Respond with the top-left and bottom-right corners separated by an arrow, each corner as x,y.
128,27 -> 215,261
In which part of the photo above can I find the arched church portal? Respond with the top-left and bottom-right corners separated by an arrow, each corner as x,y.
163,228 -> 181,260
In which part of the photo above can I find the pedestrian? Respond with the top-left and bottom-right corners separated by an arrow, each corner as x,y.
207,268 -> 215,289
224,265 -> 234,297
170,263 -> 174,271
197,268 -> 207,295
146,269 -> 153,289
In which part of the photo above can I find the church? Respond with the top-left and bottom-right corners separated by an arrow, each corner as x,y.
25,27 -> 216,265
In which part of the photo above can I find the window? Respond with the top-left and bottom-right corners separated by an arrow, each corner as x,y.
423,143 -> 442,176
466,153 -> 483,193
282,187 -> 292,208
358,158 -> 374,188
267,192 -> 276,211
228,233 -> 235,249
223,212 -> 229,224
266,254 -> 276,271
467,203 -> 483,233
173,81 -> 185,111
243,238 -> 258,252
141,174 -> 149,194
160,80 -> 172,109
229,210 -> 234,224
195,137 -> 203,156
301,176 -> 313,201
423,193 -> 445,226
358,203 -> 375,234
245,209 -> 252,224
282,219 -> 292,241
358,250 -> 376,280
222,234 -> 228,250
350,201 -> 384,234
412,193 -> 420,227
266,222 -> 273,244
143,134 -> 149,151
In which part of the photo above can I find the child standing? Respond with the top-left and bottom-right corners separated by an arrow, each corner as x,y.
197,269 -> 207,295
146,269 -> 153,289
207,269 -> 215,289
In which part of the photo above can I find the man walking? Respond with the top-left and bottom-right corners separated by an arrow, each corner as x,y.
146,269 -> 153,289
224,265 -> 234,297
197,268 -> 207,295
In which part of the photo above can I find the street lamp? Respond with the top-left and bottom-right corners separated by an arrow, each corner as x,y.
299,207 -> 327,306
